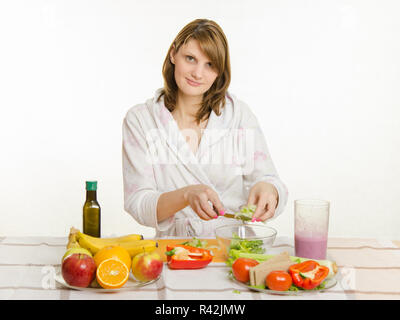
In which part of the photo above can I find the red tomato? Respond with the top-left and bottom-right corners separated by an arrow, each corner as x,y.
232,258 -> 259,283
266,271 -> 293,291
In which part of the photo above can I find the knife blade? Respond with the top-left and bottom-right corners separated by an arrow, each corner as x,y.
220,212 -> 236,219
211,205 -> 252,221
221,212 -> 252,221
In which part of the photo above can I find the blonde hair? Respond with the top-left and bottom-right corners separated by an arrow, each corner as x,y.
158,19 -> 231,124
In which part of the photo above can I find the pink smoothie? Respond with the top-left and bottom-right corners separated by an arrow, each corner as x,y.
295,234 -> 327,260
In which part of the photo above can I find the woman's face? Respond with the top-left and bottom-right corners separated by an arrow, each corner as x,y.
170,39 -> 218,100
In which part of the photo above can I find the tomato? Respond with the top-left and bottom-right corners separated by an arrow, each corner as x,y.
266,271 -> 293,291
232,258 -> 259,283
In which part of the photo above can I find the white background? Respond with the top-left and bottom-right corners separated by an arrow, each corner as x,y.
1,0 -> 399,239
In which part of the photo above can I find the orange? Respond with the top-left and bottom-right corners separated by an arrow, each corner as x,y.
94,245 -> 131,270
96,258 -> 129,289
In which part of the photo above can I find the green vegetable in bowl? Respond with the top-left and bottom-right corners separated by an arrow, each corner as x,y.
229,233 -> 265,253
226,233 -> 266,267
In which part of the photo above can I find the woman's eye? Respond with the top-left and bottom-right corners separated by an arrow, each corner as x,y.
186,56 -> 194,62
207,62 -> 212,67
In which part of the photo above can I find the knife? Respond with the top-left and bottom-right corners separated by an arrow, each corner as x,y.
212,205 -> 252,222
219,212 -> 236,219
222,212 -> 252,222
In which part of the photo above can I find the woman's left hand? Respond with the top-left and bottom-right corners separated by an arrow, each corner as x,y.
247,182 -> 279,222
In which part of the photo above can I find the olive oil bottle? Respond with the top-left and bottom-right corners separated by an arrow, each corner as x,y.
83,181 -> 101,237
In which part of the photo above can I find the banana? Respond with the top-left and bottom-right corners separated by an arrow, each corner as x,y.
68,227 -> 157,257
119,240 -> 158,257
69,227 -> 143,242
67,241 -> 81,249
78,235 -> 157,256
76,230 -> 143,244
66,227 -> 81,249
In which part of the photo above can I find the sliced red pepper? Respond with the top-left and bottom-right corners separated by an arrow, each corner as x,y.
165,244 -> 213,269
289,260 -> 329,290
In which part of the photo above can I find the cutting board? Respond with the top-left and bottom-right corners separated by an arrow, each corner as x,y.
154,238 -> 227,263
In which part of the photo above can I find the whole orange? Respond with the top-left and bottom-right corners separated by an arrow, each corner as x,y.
94,245 -> 131,270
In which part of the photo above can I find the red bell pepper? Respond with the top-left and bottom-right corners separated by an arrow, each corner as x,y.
165,244 -> 213,269
289,260 -> 329,290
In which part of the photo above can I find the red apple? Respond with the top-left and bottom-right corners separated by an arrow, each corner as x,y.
132,252 -> 163,282
62,253 -> 96,287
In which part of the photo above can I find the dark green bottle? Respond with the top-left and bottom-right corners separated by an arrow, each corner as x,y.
83,181 -> 101,237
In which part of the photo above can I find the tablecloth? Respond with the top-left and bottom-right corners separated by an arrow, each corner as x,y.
1,236 -> 399,300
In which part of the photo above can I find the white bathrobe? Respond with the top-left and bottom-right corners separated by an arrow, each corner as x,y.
122,89 -> 288,237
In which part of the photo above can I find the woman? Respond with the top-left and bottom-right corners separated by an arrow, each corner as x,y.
122,19 -> 288,237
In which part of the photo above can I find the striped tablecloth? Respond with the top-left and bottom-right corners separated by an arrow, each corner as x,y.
0,236 -> 399,300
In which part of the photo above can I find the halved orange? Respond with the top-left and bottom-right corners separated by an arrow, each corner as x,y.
96,258 -> 129,289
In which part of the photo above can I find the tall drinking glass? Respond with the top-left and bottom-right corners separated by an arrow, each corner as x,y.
294,199 -> 330,260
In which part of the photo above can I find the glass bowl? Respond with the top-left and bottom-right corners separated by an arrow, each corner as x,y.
214,224 -> 277,261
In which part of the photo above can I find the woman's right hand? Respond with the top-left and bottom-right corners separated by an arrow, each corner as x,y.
183,184 -> 226,220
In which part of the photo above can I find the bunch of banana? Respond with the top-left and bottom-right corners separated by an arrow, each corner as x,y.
66,227 -> 158,257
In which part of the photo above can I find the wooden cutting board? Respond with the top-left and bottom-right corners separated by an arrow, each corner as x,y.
154,238 -> 227,263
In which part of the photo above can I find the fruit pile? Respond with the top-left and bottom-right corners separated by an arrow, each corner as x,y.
61,227 -> 163,289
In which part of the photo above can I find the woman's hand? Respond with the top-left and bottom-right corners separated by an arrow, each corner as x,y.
183,184 -> 225,220
247,182 -> 279,222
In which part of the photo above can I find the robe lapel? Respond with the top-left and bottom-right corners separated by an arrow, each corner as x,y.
149,98 -> 215,188
148,91 -> 237,191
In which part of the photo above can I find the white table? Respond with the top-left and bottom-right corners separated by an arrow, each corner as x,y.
1,236 -> 400,300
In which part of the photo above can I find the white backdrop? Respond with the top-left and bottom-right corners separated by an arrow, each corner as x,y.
1,0 -> 399,239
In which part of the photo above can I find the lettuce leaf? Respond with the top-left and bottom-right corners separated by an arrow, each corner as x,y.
233,204 -> 257,221
181,237 -> 208,248
226,233 -> 266,267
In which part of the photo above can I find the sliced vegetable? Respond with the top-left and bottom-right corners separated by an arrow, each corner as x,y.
248,252 -> 294,286
228,251 -> 337,279
165,244 -> 213,269
181,237 -> 208,248
289,260 -> 330,290
233,205 -> 257,221
249,279 -> 327,291
228,251 -> 332,291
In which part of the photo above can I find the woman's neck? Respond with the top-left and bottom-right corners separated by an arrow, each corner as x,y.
173,91 -> 203,124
